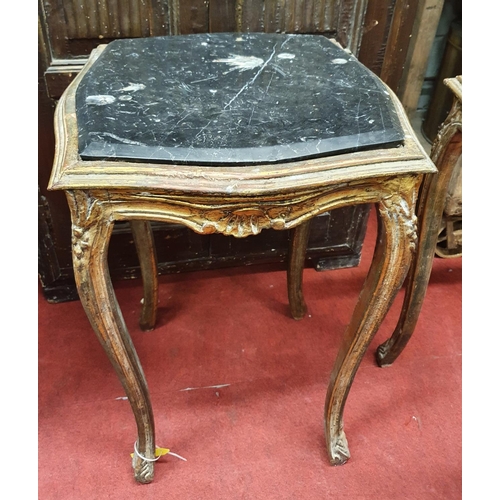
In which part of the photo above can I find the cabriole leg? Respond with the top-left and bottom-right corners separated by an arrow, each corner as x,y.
325,192 -> 417,464
68,192 -> 157,484
376,118 -> 462,366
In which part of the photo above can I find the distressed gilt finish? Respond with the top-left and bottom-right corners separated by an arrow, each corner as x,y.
48,45 -> 436,483
376,75 -> 462,367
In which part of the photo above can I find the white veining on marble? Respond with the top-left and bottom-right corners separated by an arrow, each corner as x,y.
179,82 -> 194,93
269,64 -> 287,77
89,131 -> 145,146
190,75 -> 218,84
222,43 -> 278,110
174,110 -> 195,126
214,54 -> 265,72
86,95 -> 116,105
119,83 -> 146,92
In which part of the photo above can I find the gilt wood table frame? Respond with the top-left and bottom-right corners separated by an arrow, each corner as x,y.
376,75 -> 462,367
48,45 -> 436,483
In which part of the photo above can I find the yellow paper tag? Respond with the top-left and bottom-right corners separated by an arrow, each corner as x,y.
130,446 -> 170,458
155,447 -> 170,457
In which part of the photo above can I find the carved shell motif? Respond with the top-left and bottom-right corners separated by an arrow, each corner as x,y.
200,207 -> 290,237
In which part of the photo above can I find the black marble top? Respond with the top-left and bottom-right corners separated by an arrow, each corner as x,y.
76,33 -> 404,165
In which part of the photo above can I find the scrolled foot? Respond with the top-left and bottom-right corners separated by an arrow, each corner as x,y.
375,339 -> 395,367
327,429 -> 351,466
132,451 -> 155,484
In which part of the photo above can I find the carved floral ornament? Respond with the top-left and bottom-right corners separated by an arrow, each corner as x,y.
66,191 -> 105,261
72,225 -> 90,260
430,98 -> 462,163
380,194 -> 418,252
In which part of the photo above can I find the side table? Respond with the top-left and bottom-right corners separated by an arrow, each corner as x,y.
48,33 -> 436,483
376,75 -> 462,366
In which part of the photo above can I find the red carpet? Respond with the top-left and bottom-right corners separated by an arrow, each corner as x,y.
38,208 -> 461,499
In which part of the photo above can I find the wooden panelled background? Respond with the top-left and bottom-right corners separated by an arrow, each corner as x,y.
38,0 -> 424,303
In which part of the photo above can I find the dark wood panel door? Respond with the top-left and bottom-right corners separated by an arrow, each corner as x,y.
38,0 -> 418,303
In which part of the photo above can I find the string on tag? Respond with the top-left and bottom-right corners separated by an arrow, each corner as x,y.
132,441 -> 187,462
